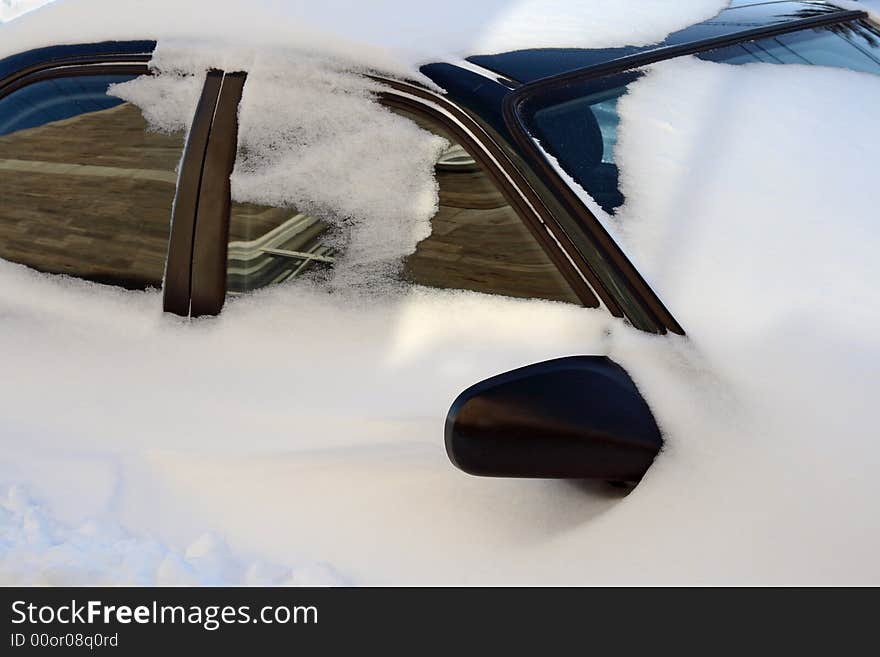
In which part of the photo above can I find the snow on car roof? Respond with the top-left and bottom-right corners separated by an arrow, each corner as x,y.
0,0 -> 730,79
467,1 -> 862,83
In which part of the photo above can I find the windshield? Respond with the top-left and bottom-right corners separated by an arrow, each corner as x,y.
527,17 -> 880,215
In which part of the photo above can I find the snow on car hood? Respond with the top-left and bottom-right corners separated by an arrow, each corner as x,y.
0,0 -> 729,77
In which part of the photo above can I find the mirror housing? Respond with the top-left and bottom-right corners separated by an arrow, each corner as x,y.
445,356 -> 662,482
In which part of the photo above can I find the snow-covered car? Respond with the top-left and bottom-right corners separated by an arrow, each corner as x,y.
0,0 -> 878,584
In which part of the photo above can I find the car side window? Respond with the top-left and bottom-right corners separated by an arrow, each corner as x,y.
390,107 -> 581,304
0,74 -> 186,289
224,104 -> 581,305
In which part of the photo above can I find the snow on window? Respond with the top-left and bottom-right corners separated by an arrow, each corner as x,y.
109,73 -> 203,135
612,57 -> 880,337
229,58 -> 448,286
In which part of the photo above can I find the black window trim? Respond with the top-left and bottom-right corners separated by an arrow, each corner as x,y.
501,8 -> 869,335
0,61 -> 151,103
163,69 -> 223,316
188,71 -> 247,316
0,51 -> 153,98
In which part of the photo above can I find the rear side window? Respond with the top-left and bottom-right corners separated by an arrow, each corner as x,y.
392,107 -> 581,304
0,74 -> 185,289
223,103 -> 580,304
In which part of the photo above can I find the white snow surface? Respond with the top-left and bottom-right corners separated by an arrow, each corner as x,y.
0,484 -> 344,585
0,0 -> 52,22
0,0 -> 729,77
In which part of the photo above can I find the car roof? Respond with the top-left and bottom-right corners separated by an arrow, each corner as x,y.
464,0 -> 854,84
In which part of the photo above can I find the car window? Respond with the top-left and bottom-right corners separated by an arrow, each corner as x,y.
225,105 -> 581,304
0,73 -> 185,289
527,17 -> 880,216
395,108 -> 580,303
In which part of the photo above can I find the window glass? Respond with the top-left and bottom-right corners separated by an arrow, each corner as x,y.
0,74 -> 185,289
225,107 -> 580,304
398,110 -> 580,303
528,18 -> 880,215
226,201 -> 336,295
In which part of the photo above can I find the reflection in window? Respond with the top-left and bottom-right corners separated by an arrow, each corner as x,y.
225,202 -> 335,294
395,108 -> 581,304
0,74 -> 185,289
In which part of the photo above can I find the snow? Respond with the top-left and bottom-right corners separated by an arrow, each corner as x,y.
0,483 -> 344,585
0,264 -> 620,585
0,0 -> 729,78
599,58 -> 880,581
108,74 -> 203,135
0,0 -> 52,22
1,0 -> 879,584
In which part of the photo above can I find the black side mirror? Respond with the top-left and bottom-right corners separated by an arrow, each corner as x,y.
445,356 -> 662,482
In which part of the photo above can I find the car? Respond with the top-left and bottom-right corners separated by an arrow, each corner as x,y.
0,0 -> 878,584
1,1 -> 877,485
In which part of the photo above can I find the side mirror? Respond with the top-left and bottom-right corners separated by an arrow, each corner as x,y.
445,356 -> 662,482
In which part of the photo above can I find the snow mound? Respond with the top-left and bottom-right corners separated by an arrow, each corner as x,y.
112,52 -> 448,282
